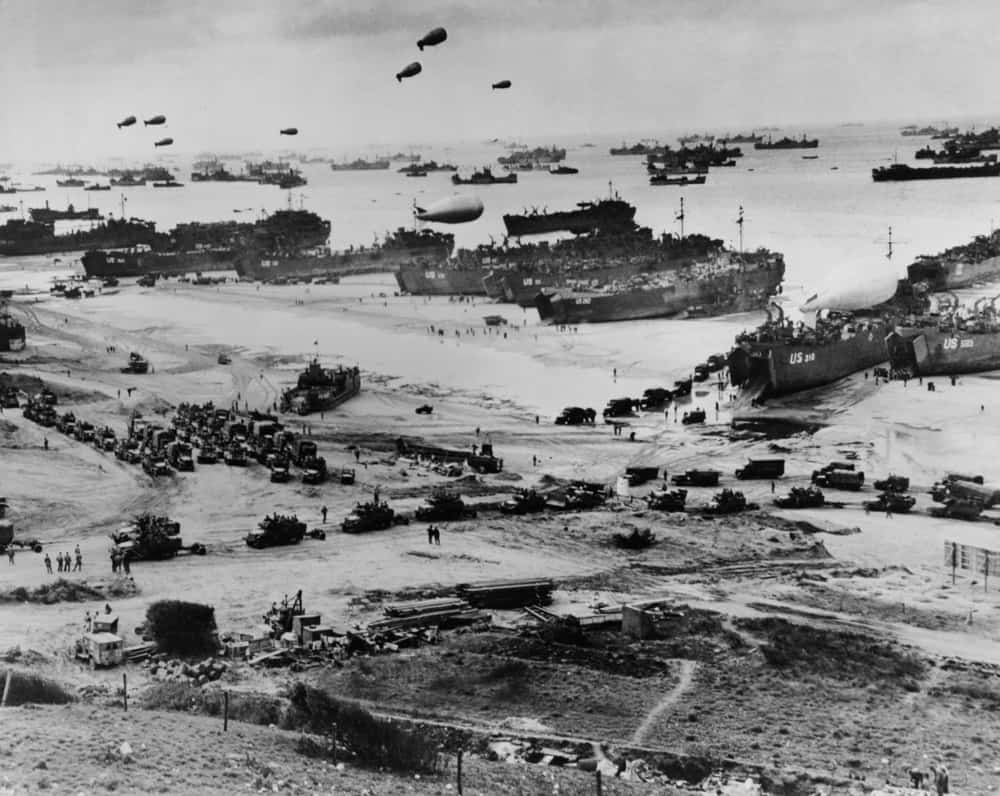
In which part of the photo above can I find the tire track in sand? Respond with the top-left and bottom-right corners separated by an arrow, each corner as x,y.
630,659 -> 697,746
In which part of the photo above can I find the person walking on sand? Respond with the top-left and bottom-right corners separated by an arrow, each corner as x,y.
7,547 -> 14,565
43,437 -> 48,450
427,525 -> 435,545
433,526 -> 441,545
74,550 -> 82,572
321,505 -> 328,524
44,553 -> 52,574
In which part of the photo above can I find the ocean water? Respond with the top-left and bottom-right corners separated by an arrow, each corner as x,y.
2,120 -> 1000,292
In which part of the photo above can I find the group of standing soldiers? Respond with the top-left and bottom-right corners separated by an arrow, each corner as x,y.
109,547 -> 131,575
41,546 -> 82,574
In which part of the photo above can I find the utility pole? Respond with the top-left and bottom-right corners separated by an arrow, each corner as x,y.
886,226 -> 893,260
676,197 -> 685,240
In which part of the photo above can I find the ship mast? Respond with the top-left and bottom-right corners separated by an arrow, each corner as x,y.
736,205 -> 744,254
676,197 -> 685,240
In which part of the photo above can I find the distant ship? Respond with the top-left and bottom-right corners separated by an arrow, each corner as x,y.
399,161 -> 456,173
649,173 -> 706,186
609,141 -> 662,156
29,202 -> 102,222
497,146 -> 566,169
872,163 -> 1000,182
729,304 -> 891,397
718,132 -> 764,144
0,216 -> 158,256
239,228 -> 454,283
901,125 -> 958,137
905,229 -> 1000,290
888,300 -> 1000,376
754,135 -> 819,150
535,248 -> 784,324
84,184 -> 111,191
502,191 -> 637,237
55,178 -> 86,187
678,133 -> 714,145
451,167 -> 517,185
329,158 -> 391,171
190,162 -> 259,182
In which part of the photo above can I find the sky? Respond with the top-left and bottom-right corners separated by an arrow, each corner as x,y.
2,0 -> 1000,162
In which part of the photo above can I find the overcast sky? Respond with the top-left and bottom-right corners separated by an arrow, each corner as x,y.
2,0 -> 999,161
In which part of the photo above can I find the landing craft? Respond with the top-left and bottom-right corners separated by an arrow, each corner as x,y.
280,128 -> 298,136
799,272 -> 900,313
414,194 -> 484,224
144,115 -> 166,126
117,115 -> 136,129
154,137 -> 174,148
396,62 -> 422,82
417,27 -> 447,50
491,80 -> 512,90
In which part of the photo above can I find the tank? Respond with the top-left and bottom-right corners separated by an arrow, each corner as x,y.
873,474 -> 910,493
341,500 -> 407,533
644,489 -> 687,511
864,492 -> 916,513
415,492 -> 475,522
703,489 -> 757,514
499,489 -> 546,515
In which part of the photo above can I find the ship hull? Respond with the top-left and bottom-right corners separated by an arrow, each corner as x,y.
395,264 -> 491,295
535,262 -> 783,324
0,226 -> 158,257
729,326 -> 889,396
503,206 -> 636,237
483,270 -> 559,306
907,254 -> 1000,290
236,246 -> 451,281
872,164 -> 1000,181
887,329 -> 1000,376
81,249 -> 235,278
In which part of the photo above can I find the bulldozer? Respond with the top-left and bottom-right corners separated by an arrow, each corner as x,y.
246,513 -> 307,548
703,489 -> 758,515
644,488 -> 687,511
341,499 -> 409,533
864,492 -> 916,514
773,486 -> 826,509
74,614 -> 124,669
499,488 -> 547,515
415,491 -> 476,522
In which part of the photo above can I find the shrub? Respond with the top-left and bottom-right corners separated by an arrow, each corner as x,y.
2,668 -> 75,706
140,682 -> 283,725
145,600 -> 217,656
285,684 -> 440,773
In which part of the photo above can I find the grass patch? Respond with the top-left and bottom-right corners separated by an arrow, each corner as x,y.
285,684 -> 440,774
946,678 -> 1000,709
2,668 -> 75,706
0,578 -> 138,605
735,617 -> 928,682
140,682 -> 283,725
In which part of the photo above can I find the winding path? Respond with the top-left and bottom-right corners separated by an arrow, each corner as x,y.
630,659 -> 697,746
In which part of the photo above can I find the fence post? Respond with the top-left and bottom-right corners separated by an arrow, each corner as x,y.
122,673 -> 128,712
331,722 -> 337,765
223,690 -> 229,731
1,669 -> 11,707
457,748 -> 463,795
596,768 -> 603,795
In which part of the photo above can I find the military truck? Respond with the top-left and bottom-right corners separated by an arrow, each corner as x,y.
246,514 -> 307,548
681,409 -> 706,425
555,406 -> 596,425
269,456 -> 291,483
197,443 -> 219,464
301,455 -> 328,485
339,467 -> 356,485
0,519 -> 43,554
341,500 -> 408,533
811,468 -> 864,491
167,441 -> 194,471
415,492 -> 476,522
141,452 -> 170,477
223,443 -> 248,466
735,458 -> 785,480
774,486 -> 825,509
625,466 -> 661,486
292,439 -> 318,467
929,498 -> 984,521
864,492 -> 916,513
639,388 -> 672,411
644,489 -> 687,511
672,469 -> 720,487
602,398 -> 637,419
499,489 -> 547,515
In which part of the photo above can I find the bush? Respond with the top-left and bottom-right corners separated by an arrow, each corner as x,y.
141,682 -> 283,725
2,668 -> 75,706
145,600 -> 217,656
285,684 -> 440,773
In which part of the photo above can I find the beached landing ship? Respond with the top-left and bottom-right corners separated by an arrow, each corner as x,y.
279,359 -> 361,415
238,227 -> 454,283
905,228 -> 1000,290
503,192 -> 637,237
888,299 -> 1000,376
0,216 -> 158,257
535,247 -> 784,325
728,304 -> 891,397
872,163 -> 1000,182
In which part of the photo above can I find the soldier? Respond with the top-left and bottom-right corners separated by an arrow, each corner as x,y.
321,505 -> 328,523
44,553 -> 52,574
43,437 -> 49,450
122,554 -> 131,575
433,526 -> 441,545
427,524 -> 434,545
74,550 -> 83,572
6,547 -> 14,565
